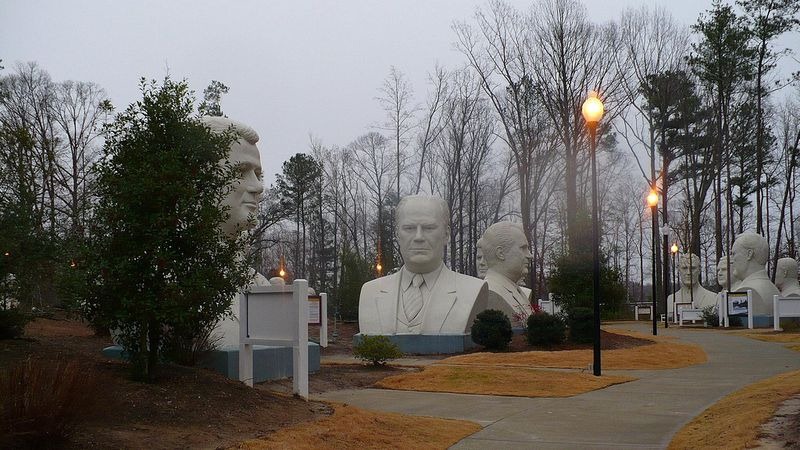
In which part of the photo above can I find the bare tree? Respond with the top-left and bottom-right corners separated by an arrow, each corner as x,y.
376,67 -> 416,200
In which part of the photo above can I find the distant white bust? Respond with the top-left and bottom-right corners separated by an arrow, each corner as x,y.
667,253 -> 717,315
200,116 -> 264,237
475,239 -> 488,279
358,195 -> 488,335
731,232 -> 780,316
201,117 -> 270,347
482,222 -> 533,327
774,257 -> 800,297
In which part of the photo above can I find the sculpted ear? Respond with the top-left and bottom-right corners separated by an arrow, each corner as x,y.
747,249 -> 755,261
496,246 -> 505,261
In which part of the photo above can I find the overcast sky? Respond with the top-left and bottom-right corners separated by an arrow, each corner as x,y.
2,1 -> 798,186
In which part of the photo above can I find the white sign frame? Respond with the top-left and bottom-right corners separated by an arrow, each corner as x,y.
307,293 -> 328,348
723,290 -> 753,329
773,295 -> 800,331
238,279 -> 309,399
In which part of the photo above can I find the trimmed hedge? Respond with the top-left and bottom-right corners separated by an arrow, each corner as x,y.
471,309 -> 513,351
526,313 -> 566,346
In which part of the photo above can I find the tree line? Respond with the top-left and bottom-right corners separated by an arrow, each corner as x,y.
2,0 -> 799,322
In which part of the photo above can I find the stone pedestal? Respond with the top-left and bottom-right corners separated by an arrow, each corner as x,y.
353,333 -> 475,354
102,343 -> 320,383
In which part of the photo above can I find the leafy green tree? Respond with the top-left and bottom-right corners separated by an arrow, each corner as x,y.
337,247 -> 371,320
737,0 -> 800,234
85,77 -> 251,381
689,1 -> 755,261
275,153 -> 322,278
198,80 -> 229,117
548,210 -> 627,316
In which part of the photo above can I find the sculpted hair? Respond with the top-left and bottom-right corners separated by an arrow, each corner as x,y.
777,257 -> 798,275
396,195 -> 450,231
482,222 -> 524,264
735,232 -> 769,265
200,116 -> 259,145
680,253 -> 701,269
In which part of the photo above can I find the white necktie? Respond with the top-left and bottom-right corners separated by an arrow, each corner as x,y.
404,274 -> 424,322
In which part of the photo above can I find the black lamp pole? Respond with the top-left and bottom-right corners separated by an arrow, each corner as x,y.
650,199 -> 658,336
663,228 -> 669,329
588,121 -> 601,377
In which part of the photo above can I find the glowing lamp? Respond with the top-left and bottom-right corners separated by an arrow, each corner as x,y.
646,190 -> 659,207
582,91 -> 605,124
279,269 -> 286,277
671,243 -> 679,254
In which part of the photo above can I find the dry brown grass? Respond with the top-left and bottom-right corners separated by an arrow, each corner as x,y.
741,331 -> 800,344
668,369 -> 800,450
375,365 -> 634,397
442,341 -> 706,370
232,403 -> 481,450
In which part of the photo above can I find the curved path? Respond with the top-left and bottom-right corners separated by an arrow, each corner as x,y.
318,323 -> 800,449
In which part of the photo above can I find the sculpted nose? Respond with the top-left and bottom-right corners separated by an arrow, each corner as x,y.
413,225 -> 424,240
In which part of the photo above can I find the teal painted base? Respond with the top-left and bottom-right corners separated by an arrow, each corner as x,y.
102,343 -> 320,383
353,333 -> 476,354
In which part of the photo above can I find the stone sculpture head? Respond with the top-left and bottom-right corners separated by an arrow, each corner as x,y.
200,116 -> 264,236
475,239 -> 488,279
678,253 -> 702,288
396,195 -> 450,274
482,222 -> 532,283
717,255 -> 730,290
731,232 -> 769,281
775,257 -> 798,290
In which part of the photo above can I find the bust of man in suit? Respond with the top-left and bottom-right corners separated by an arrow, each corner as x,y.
774,257 -> 800,297
667,253 -> 717,316
201,117 -> 270,348
358,195 -> 488,335
481,222 -> 533,327
731,232 -> 780,316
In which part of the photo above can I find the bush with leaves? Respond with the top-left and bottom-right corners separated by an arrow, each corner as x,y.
0,307 -> 29,340
526,312 -> 566,346
0,359 -> 109,448
700,305 -> 720,327
353,335 -> 403,366
471,309 -> 513,351
567,307 -> 594,344
84,77 -> 251,381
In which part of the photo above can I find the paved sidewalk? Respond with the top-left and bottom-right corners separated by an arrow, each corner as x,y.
318,323 -> 800,449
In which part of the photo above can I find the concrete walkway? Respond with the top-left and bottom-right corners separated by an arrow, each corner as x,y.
318,323 -> 800,449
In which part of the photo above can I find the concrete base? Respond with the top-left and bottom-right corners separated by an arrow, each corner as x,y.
353,333 -> 476,354
102,343 -> 320,383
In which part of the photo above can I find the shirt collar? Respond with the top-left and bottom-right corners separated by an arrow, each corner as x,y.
401,263 -> 443,291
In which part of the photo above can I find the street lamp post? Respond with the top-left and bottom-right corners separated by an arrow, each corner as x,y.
647,189 -> 659,336
662,225 -> 670,329
671,243 -> 678,324
582,91 -> 604,377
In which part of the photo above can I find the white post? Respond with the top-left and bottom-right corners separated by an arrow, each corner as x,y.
774,295 -> 781,331
747,290 -> 754,329
320,293 -> 328,348
293,279 -> 309,400
238,292 -> 254,387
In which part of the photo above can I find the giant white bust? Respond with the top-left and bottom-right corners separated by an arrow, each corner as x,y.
774,257 -> 800,297
481,222 -> 533,327
475,239 -> 488,279
667,253 -> 718,314
201,117 -> 270,347
731,232 -> 780,316
358,195 -> 488,335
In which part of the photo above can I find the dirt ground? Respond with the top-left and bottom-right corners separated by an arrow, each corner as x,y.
1,316 -> 333,449
5,315 -> 798,449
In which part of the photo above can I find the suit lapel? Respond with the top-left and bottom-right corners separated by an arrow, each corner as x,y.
423,267 -> 458,333
374,273 -> 399,334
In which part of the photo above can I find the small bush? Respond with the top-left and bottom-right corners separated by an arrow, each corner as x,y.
701,305 -> 720,327
0,359 -> 108,448
354,335 -> 403,366
0,308 -> 30,340
471,309 -> 513,351
567,307 -> 594,344
526,313 -> 566,346
162,323 -> 222,366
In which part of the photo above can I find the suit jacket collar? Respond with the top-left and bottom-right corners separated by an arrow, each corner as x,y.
400,264 -> 443,292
